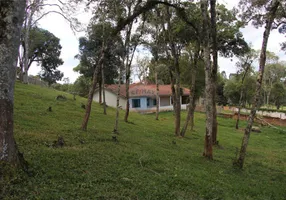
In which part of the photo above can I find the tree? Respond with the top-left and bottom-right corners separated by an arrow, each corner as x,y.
19,0 -> 81,83
263,57 -> 286,107
271,82 -> 286,109
23,27 -> 64,86
201,0 -> 213,159
74,22 -> 122,85
39,69 -> 64,86
180,43 -> 202,136
235,48 -> 257,129
73,75 -> 91,97
234,0 -> 281,169
216,72 -> 227,106
0,0 -> 26,165
79,0 -> 225,131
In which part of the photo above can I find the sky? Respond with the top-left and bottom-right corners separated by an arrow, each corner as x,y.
29,0 -> 286,83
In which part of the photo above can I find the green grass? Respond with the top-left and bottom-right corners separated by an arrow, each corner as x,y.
2,82 -> 286,199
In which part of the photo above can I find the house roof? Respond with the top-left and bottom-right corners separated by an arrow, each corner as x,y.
104,84 -> 189,98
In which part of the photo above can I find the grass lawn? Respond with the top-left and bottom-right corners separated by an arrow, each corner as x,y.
1,82 -> 286,199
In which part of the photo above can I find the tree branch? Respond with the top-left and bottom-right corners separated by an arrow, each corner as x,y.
32,11 -> 81,32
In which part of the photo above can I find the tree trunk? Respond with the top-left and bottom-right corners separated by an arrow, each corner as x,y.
123,22 -> 133,123
235,106 -> 241,130
201,0 -> 213,159
0,0 -> 26,165
266,92 -> 270,108
234,0 -> 279,169
81,47 -> 105,131
180,50 -> 199,137
102,64 -> 107,115
98,75 -> 102,104
165,5 -> 181,136
80,1 -> 175,131
210,0 -> 218,145
174,59 -> 181,136
236,58 -> 251,129
190,99 -> 196,131
155,72 -> 160,120
124,76 -> 130,122
22,1 -> 38,84
113,65 -> 123,134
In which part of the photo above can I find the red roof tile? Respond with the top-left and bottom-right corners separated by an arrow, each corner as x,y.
105,84 -> 189,98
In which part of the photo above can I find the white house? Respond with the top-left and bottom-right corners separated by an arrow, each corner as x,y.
93,83 -> 190,112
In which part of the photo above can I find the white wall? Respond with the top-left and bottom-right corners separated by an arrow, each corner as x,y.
93,90 -> 127,109
226,107 -> 286,120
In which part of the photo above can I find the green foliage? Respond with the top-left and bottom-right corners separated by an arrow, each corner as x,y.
73,75 -> 91,97
224,74 -> 256,106
40,69 -> 64,86
180,53 -> 205,98
74,21 -> 123,84
28,27 -> 63,69
216,72 -> 228,106
2,83 -> 286,199
216,4 -> 249,57
271,82 -> 286,109
28,27 -> 64,85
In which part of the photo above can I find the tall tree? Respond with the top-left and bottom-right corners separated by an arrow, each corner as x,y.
210,0 -> 218,145
180,43 -> 201,136
271,82 -> 286,109
263,56 -> 285,107
235,0 -> 281,169
235,49 -> 257,129
19,0 -> 81,83
123,2 -> 145,123
201,0 -> 213,159
0,0 -> 26,165
19,27 -> 64,79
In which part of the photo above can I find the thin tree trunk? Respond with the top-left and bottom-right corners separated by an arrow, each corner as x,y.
113,65 -> 123,134
201,0 -> 213,159
235,105 -> 242,129
155,72 -> 160,120
236,67 -> 250,129
81,46 -> 105,131
124,18 -> 144,122
165,5 -> 181,136
210,0 -> 218,145
80,0 -> 179,131
124,38 -> 139,122
0,0 -> 26,165
23,1 -> 38,84
123,8 -> 133,123
102,64 -> 107,115
235,0 -> 279,169
190,99 -> 196,131
180,50 -> 199,137
174,59 -> 181,136
124,77 -> 130,122
98,75 -> 102,104
266,92 -> 270,107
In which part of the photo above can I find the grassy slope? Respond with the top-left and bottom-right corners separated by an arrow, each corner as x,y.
2,82 -> 286,199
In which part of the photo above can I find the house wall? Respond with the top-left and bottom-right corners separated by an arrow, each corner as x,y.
160,96 -> 171,106
129,97 -> 148,111
93,90 -> 127,109
129,96 -> 187,112
147,97 -> 157,108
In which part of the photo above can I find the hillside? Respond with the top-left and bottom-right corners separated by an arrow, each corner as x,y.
2,82 -> 286,199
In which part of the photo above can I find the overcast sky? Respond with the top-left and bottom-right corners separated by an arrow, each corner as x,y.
29,0 -> 286,83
